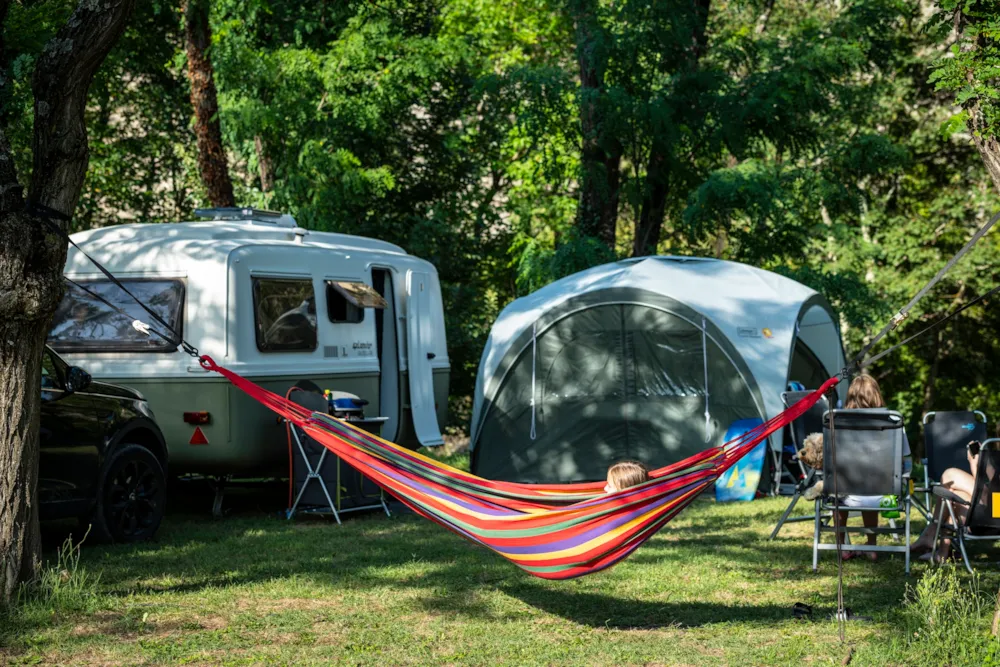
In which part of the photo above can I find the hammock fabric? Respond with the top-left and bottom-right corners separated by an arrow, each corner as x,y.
200,356 -> 839,580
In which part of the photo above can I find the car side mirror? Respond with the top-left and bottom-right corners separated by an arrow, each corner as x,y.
64,366 -> 92,395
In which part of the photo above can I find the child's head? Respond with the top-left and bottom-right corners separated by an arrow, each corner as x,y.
605,460 -> 650,493
845,374 -> 884,409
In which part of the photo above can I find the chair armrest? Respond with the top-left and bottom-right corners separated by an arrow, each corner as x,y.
932,486 -> 970,506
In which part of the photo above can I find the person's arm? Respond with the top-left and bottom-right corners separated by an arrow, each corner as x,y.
968,446 -> 981,479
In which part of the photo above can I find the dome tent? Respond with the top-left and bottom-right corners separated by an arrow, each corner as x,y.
469,256 -> 847,484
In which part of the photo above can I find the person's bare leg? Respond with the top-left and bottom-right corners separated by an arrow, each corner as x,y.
837,510 -> 852,560
912,498 -> 944,552
912,468 -> 975,552
931,468 -> 975,561
862,511 -> 879,561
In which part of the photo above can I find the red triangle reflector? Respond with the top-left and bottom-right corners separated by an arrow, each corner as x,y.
189,426 -> 209,445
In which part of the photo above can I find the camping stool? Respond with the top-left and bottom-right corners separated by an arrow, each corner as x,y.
930,438 -> 1000,573
916,410 -> 987,522
769,390 -> 832,540
813,409 -> 912,574
285,386 -> 391,523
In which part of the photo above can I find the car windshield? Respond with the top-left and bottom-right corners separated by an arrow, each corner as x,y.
48,280 -> 184,352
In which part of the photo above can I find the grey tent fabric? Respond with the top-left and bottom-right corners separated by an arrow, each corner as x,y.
470,257 -> 846,485
475,303 -> 760,483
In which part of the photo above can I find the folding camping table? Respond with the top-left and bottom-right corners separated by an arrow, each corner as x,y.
285,389 -> 392,524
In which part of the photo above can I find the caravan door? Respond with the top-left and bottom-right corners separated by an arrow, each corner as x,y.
406,271 -> 444,447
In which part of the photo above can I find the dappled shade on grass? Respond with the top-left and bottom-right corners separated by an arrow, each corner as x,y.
4,495 -> 1000,665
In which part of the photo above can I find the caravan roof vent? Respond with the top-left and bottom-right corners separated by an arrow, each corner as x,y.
195,207 -> 298,228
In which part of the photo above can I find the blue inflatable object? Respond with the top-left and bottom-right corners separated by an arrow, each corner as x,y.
715,418 -> 766,503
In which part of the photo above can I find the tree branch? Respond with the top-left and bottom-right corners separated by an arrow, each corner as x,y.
28,0 -> 137,217
755,0 -> 776,34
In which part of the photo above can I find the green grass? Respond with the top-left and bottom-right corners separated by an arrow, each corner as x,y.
3,493 -> 1000,666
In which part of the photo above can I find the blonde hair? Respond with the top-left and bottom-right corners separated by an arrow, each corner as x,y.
845,374 -> 885,409
606,460 -> 650,492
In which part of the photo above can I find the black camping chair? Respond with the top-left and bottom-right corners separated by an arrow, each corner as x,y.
917,410 -> 987,521
813,409 -> 912,574
769,390 -> 830,540
930,438 -> 1000,573
285,386 -> 390,523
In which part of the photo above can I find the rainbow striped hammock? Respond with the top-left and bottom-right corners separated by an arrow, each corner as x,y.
200,356 -> 838,580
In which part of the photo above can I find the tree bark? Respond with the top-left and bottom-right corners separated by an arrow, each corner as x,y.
0,0 -> 134,603
970,122 -> 1000,195
572,0 -> 621,251
633,153 -> 667,256
254,135 -> 272,193
957,10 -> 1000,195
632,0 -> 711,258
184,0 -> 235,208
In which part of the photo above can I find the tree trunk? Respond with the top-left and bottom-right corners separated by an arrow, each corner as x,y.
634,152 -> 667,256
254,135 -> 273,193
0,0 -> 134,603
957,12 -> 1000,195
184,0 -> 235,208
970,128 -> 1000,195
0,314 -> 49,599
631,0 -> 711,258
572,0 -> 621,251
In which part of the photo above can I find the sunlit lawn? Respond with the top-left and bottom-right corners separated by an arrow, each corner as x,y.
3,485 -> 999,666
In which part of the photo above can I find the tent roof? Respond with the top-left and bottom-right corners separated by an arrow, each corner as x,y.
471,256 -> 845,450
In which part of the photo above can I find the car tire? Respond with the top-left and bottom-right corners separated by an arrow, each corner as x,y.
90,444 -> 166,543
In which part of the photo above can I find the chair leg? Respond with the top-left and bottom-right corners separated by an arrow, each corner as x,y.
931,500 -> 947,567
905,497 -> 911,575
958,533 -> 973,574
943,501 -> 973,573
770,489 -> 804,540
813,498 -> 821,572
910,496 -> 932,522
888,518 -> 901,542
771,449 -> 783,496
923,466 -> 930,523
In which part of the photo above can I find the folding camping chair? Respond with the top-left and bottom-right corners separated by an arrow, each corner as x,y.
929,438 -> 1000,573
285,387 -> 391,523
916,410 -> 987,521
813,409 -> 912,574
769,390 -> 830,540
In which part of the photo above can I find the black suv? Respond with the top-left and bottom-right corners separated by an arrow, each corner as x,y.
40,346 -> 168,543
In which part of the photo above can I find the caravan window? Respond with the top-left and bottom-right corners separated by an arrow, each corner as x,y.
326,281 -> 386,324
253,278 -> 318,352
48,280 -> 185,352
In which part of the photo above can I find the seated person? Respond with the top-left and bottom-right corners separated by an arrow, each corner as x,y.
910,440 -> 982,562
604,460 -> 650,493
835,374 -> 912,562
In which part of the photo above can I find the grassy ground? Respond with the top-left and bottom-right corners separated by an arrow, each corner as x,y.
3,486 -> 1000,666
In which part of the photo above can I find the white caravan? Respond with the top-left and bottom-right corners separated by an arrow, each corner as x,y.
50,208 -> 449,477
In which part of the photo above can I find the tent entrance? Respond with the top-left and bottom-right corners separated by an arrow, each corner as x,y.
474,303 -> 762,483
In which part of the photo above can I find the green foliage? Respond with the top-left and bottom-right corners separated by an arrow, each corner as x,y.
3,0 -> 999,434
928,0 -> 1000,142
75,1 -> 199,230
1,531 -> 101,644
889,567 -> 1000,666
